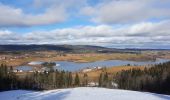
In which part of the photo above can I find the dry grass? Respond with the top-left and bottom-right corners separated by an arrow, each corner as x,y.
74,66 -> 145,82
80,53 -> 155,62
0,52 -> 159,67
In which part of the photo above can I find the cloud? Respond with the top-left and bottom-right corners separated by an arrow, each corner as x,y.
0,0 -> 170,27
81,0 -> 170,24
0,3 -> 67,27
0,20 -> 170,48
0,0 -> 87,27
33,0 -> 86,9
0,30 -> 12,36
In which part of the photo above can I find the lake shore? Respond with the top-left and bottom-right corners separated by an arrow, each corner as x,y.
1,51 -> 167,67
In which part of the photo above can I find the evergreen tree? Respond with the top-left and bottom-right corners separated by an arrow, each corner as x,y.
115,61 -> 170,94
103,72 -> 109,83
74,73 -> 80,86
83,73 -> 88,86
67,72 -> 72,87
98,73 -> 103,87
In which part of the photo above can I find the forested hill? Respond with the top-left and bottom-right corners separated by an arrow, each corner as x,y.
0,45 -> 113,53
0,45 -> 138,53
0,45 -> 168,53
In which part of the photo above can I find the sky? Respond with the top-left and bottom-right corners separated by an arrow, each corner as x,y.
0,0 -> 170,49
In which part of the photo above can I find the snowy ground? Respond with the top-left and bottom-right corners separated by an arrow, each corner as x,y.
0,87 -> 170,100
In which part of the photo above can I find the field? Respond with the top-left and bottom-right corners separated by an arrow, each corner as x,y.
74,66 -> 145,82
0,50 -> 169,82
1,50 -> 170,67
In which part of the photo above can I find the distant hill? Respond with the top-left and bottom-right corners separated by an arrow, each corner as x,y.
0,45 -> 72,51
0,44 -> 167,53
0,45 -> 115,53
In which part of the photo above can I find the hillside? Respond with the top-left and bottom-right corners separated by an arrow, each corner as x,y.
0,45 -> 142,53
0,87 -> 170,100
0,45 -> 110,52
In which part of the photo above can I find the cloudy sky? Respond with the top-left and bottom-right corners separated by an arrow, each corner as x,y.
0,0 -> 170,49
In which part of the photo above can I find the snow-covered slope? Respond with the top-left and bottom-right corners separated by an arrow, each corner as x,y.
0,87 -> 170,100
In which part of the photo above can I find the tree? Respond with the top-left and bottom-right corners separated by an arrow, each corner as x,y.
83,73 -> 88,86
98,73 -> 103,87
103,72 -> 109,87
103,72 -> 109,83
115,61 -> 170,94
68,72 -> 73,87
0,64 -> 75,91
74,73 -> 80,86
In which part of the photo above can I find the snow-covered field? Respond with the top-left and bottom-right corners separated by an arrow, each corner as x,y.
0,87 -> 170,100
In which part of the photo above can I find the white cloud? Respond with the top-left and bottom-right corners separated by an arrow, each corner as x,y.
0,3 -> 67,26
0,30 -> 12,36
0,20 -> 170,48
33,0 -> 86,9
0,0 -> 170,27
81,0 -> 170,24
0,0 -> 87,27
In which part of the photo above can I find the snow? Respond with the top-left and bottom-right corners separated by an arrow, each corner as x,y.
28,61 -> 44,65
0,87 -> 170,100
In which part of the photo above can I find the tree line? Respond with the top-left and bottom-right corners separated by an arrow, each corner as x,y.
115,61 -> 170,94
0,64 -> 18,91
0,64 -> 82,91
1,61 -> 170,94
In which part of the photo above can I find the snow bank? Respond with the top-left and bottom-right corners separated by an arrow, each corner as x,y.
0,87 -> 170,100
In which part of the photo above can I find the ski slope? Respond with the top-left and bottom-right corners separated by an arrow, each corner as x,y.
0,87 -> 170,100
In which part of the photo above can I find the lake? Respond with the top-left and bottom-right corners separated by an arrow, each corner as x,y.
15,66 -> 33,71
15,58 -> 169,72
54,58 -> 169,71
